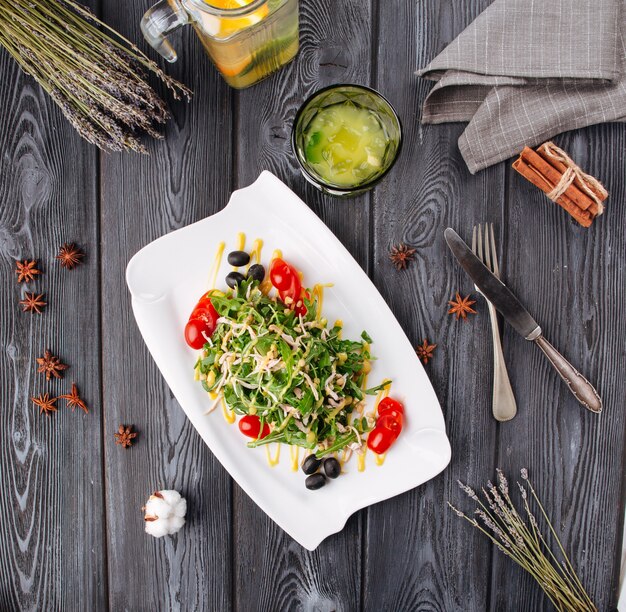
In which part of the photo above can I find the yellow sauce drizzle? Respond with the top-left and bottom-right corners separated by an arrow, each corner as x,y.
357,449 -> 367,472
208,241 -> 225,289
265,444 -> 281,467
312,283 -> 333,321
374,379 -> 392,414
289,446 -> 300,472
221,398 -> 236,424
334,319 -> 343,339
232,232 -> 246,271
357,380 -> 393,470
248,238 -> 263,270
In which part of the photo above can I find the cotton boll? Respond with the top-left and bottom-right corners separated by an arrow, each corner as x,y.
144,490 -> 187,538
145,519 -> 171,538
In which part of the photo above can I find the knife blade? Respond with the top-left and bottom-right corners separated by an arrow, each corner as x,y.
444,228 -> 541,340
444,227 -> 602,414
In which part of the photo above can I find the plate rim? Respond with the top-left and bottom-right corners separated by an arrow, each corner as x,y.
126,171 -> 452,550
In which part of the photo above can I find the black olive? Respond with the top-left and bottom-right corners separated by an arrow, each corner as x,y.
227,250 -> 250,267
305,473 -> 326,490
322,457 -> 341,479
247,264 -> 265,282
225,271 -> 245,288
302,454 -> 322,475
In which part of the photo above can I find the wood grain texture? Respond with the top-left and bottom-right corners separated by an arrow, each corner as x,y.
364,1 -> 505,610
0,41 -> 105,610
233,1 -> 373,610
99,1 -> 234,609
0,0 -> 625,609
490,124 -> 626,611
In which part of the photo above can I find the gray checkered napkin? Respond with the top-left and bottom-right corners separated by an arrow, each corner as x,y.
417,0 -> 626,173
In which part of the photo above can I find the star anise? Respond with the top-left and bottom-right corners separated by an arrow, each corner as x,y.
56,243 -> 84,269
31,393 -> 58,416
114,424 -> 137,448
448,292 -> 477,320
416,338 -> 437,364
59,383 -> 88,414
36,350 -> 69,380
389,243 -> 416,270
19,292 -> 47,314
15,259 -> 41,283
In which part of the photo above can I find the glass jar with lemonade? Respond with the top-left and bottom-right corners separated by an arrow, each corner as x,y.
141,0 -> 299,89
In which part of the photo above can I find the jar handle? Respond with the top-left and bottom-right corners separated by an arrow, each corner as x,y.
140,0 -> 189,63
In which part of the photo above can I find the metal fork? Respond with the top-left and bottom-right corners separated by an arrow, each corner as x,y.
472,224 -> 517,422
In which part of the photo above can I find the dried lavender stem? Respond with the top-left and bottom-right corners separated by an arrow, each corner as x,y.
0,0 -> 192,152
452,470 -> 596,611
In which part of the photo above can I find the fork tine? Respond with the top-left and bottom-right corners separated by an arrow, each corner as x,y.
472,225 -> 477,254
484,223 -> 492,271
477,224 -> 483,261
490,223 -> 500,278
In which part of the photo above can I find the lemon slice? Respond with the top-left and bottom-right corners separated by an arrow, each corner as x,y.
203,0 -> 269,37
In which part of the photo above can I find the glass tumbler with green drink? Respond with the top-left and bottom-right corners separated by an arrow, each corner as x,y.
141,0 -> 299,89
292,85 -> 402,196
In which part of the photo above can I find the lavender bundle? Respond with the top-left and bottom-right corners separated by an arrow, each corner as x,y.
450,469 -> 596,612
0,0 -> 191,152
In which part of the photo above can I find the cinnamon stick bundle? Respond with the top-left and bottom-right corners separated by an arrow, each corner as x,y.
512,142 -> 608,227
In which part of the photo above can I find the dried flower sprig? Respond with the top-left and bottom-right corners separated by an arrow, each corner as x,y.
36,350 -> 69,380
59,383 -> 89,414
56,243 -> 84,270
114,424 -> 138,448
450,469 -> 596,611
15,259 -> 41,283
20,292 -> 47,314
416,338 -> 437,364
0,0 -> 191,153
389,243 -> 416,270
448,292 -> 476,320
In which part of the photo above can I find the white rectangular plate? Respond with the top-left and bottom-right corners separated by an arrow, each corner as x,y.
126,171 -> 451,550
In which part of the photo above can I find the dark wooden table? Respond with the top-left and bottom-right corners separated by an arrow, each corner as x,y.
1,0 -> 625,610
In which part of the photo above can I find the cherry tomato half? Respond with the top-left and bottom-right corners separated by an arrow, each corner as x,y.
269,258 -> 294,291
367,425 -> 400,454
238,415 -> 270,440
185,318 -> 209,350
272,259 -> 308,316
279,274 -> 308,316
191,301 -> 219,332
378,409 -> 403,429
184,295 -> 219,349
377,413 -> 403,434
377,397 -> 405,416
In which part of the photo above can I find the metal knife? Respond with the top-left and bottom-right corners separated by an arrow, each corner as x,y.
444,228 -> 602,414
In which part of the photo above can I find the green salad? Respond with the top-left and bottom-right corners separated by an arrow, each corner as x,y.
194,279 -> 389,457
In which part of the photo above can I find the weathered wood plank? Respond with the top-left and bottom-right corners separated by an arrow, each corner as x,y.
99,2 -> 234,608
233,0 -> 373,609
2,1 -> 625,609
0,45 -> 105,610
364,1 -> 503,610
490,124 -> 626,610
